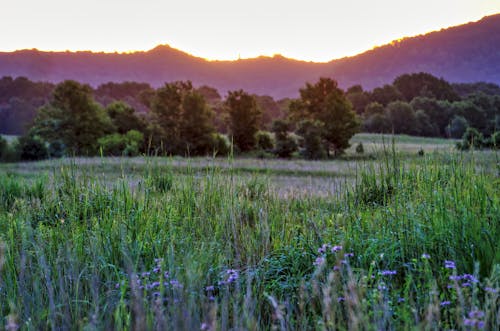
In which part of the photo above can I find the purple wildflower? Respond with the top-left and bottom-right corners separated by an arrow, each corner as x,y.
484,287 -> 498,294
444,260 -> 456,269
200,322 -> 210,330
463,318 -> 475,327
344,253 -> 354,258
333,265 -> 341,271
440,301 -> 451,307
449,275 -> 462,281
461,282 -> 471,287
318,244 -> 330,254
313,256 -> 325,266
468,310 -> 485,319
477,321 -> 485,329
153,266 -> 161,273
462,274 -> 479,283
421,253 -> 430,259
380,270 -> 397,276
141,272 -> 151,278
205,285 -> 215,292
397,297 -> 405,303
337,297 -> 345,302
331,245 -> 343,252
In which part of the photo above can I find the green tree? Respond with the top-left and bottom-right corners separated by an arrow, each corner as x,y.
225,90 -> 261,152
17,132 -> 48,161
387,101 -> 416,134
271,120 -> 297,158
447,115 -> 469,139
393,72 -> 459,102
179,91 -> 216,155
296,120 -> 326,159
106,101 -> 146,135
32,80 -> 111,155
369,84 -> 404,106
289,77 -> 360,156
151,81 -> 216,156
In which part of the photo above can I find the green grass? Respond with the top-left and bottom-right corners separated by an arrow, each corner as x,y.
0,137 -> 499,330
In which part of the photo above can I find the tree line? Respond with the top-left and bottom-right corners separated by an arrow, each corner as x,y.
1,72 -> 499,162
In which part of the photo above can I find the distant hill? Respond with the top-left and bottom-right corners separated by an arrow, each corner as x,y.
0,14 -> 499,98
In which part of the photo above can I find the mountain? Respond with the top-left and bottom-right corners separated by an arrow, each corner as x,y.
1,14 -> 499,98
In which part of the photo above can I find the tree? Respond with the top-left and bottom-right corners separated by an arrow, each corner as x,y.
106,101 -> 146,135
387,101 -> 416,135
32,80 -> 112,156
296,120 -> 326,159
410,97 -> 451,136
151,81 -> 216,156
271,120 -> 297,158
346,85 -> 370,114
393,72 -> 459,102
179,91 -> 216,155
369,84 -> 404,106
289,77 -> 360,156
225,90 -> 261,152
447,116 -> 469,139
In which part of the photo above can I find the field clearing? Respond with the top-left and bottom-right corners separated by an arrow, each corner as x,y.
0,135 -> 499,329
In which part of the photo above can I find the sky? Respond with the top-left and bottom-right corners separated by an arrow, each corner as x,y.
1,0 -> 499,62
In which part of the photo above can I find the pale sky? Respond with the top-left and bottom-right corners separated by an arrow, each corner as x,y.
1,0 -> 499,62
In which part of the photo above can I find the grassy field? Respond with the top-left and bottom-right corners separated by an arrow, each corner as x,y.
0,135 -> 499,330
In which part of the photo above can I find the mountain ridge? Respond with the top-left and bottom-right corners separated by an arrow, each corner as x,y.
1,14 -> 499,98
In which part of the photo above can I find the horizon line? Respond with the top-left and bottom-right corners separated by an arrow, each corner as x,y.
0,13 -> 496,63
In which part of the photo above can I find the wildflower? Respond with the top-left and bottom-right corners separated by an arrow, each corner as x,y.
313,256 -> 325,266
344,253 -> 354,258
421,253 -> 430,259
449,275 -> 462,281
205,285 -> 215,292
444,260 -> 456,269
318,244 -> 330,254
462,274 -> 478,283
153,266 -> 161,273
164,271 -> 169,279
141,272 -> 151,278
333,265 -> 341,271
461,282 -> 472,287
115,283 -> 121,289
463,318 -> 475,327
331,245 -> 342,252
380,270 -> 397,276
397,297 -> 405,303
152,291 -> 161,297
200,322 -> 210,330
154,258 -> 163,264
477,321 -> 485,329
337,297 -> 345,302
484,287 -> 498,293
468,310 -> 485,319
170,279 -> 183,288
440,301 -> 451,307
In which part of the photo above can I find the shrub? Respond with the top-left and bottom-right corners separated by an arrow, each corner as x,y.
355,142 -> 364,154
296,120 -> 326,159
17,133 -> 48,161
211,133 -> 231,156
256,131 -> 274,151
459,127 -> 484,150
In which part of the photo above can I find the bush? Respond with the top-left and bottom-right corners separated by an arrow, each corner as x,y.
211,133 -> 231,156
355,142 -> 364,154
459,127 -> 484,150
255,131 -> 274,151
98,130 -> 144,156
0,136 -> 7,161
17,134 -> 48,161
272,120 -> 298,158
48,140 -> 66,158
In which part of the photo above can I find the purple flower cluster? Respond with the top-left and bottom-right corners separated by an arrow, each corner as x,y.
444,260 -> 456,269
217,268 -> 240,286
380,270 -> 397,276
421,253 -> 431,259
463,310 -> 485,329
448,273 -> 479,288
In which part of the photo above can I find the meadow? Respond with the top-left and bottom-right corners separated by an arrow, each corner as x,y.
0,135 -> 498,330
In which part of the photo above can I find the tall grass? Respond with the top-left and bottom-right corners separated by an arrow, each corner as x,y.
0,152 -> 498,330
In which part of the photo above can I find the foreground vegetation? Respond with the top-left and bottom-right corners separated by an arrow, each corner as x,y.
0,145 -> 498,329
